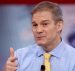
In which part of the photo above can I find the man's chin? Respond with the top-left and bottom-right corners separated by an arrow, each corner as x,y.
36,42 -> 45,46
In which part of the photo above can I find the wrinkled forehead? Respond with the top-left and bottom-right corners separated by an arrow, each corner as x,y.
32,10 -> 54,23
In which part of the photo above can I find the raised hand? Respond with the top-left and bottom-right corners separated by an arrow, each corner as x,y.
3,47 -> 18,71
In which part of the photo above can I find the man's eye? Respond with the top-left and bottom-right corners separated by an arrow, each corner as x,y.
32,24 -> 38,27
43,23 -> 48,26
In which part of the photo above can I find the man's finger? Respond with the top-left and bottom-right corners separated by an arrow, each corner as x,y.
10,47 -> 14,57
8,57 -> 17,62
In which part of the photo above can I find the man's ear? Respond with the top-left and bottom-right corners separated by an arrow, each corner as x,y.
57,21 -> 63,33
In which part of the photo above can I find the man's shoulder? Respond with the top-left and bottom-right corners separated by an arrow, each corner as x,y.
61,40 -> 75,55
15,44 -> 39,58
15,44 -> 37,55
64,43 -> 75,60
65,43 -> 75,54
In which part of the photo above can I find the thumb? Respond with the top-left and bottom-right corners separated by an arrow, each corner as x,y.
10,47 -> 14,57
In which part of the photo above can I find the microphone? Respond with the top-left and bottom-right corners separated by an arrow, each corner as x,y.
41,65 -> 45,71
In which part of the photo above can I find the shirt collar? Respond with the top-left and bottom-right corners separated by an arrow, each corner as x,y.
36,40 -> 65,58
50,40 -> 65,58
36,45 -> 45,57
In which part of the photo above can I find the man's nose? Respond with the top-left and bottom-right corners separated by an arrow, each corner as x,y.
36,26 -> 43,33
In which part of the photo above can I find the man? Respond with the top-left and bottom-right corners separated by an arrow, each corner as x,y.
3,1 -> 75,71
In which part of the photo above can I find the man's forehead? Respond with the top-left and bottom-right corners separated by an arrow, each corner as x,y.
32,10 -> 52,16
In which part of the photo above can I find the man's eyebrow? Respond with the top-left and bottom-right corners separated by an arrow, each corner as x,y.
41,20 -> 49,22
32,20 -> 49,24
32,21 -> 36,24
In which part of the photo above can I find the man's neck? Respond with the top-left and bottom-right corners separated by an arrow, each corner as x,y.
44,36 -> 61,52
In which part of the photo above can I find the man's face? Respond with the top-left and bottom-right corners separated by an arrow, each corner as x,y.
32,11 -> 63,46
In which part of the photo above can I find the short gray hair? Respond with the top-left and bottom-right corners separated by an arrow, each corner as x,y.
31,1 -> 63,22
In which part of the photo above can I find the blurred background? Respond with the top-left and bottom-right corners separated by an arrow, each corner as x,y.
0,0 -> 75,71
